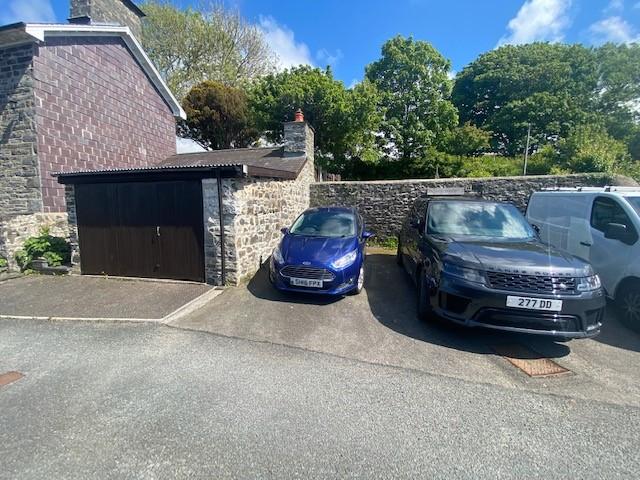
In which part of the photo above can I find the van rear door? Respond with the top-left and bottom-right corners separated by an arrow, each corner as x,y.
527,193 -> 591,260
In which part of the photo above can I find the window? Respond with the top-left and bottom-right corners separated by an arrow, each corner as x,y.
527,194 -> 588,228
290,210 -> 356,238
625,196 -> 640,216
426,201 -> 535,240
590,197 -> 633,232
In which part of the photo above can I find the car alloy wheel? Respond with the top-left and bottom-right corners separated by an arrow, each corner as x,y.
352,265 -> 365,295
417,273 -> 433,321
621,287 -> 640,331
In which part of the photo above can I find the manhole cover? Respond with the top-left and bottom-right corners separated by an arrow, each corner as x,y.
0,371 -> 24,387
491,344 -> 570,377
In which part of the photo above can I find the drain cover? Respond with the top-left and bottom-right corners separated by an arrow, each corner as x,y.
492,344 -> 570,377
0,371 -> 24,387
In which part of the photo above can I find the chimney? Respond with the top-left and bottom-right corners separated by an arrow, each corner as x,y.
69,0 -> 146,39
283,109 -> 314,166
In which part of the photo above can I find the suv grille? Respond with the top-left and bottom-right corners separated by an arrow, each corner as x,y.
280,265 -> 335,281
487,271 -> 577,295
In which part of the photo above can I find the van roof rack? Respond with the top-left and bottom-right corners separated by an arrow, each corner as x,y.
541,186 -> 640,192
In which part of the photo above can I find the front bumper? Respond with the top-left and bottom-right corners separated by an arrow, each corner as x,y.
269,257 -> 361,295
431,276 -> 606,339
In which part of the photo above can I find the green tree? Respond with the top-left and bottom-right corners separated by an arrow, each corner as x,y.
365,36 -> 458,167
443,122 -> 492,156
141,1 -> 275,99
249,66 -> 382,174
452,43 -> 599,156
182,81 -> 258,149
556,124 -> 631,174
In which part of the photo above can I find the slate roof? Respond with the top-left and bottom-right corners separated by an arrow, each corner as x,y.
159,147 -> 307,179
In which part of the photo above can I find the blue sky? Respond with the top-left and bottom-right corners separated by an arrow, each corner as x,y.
3,0 -> 640,85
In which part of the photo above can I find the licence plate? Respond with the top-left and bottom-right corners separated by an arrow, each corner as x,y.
290,277 -> 323,288
506,296 -> 562,312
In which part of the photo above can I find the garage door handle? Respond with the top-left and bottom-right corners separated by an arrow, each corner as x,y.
580,241 -> 592,247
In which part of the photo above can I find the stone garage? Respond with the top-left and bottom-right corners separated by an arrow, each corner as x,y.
55,117 -> 315,285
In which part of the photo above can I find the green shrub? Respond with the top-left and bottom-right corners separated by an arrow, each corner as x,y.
0,257 -> 7,270
14,227 -> 71,271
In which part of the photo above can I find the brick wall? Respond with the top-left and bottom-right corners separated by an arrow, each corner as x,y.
0,43 -> 43,217
70,0 -> 144,39
33,36 -> 176,212
310,173 -> 639,241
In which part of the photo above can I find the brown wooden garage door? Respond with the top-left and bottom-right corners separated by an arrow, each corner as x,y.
74,180 -> 205,282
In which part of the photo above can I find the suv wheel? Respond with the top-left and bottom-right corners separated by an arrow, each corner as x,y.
618,283 -> 640,332
396,238 -> 403,266
417,273 -> 434,322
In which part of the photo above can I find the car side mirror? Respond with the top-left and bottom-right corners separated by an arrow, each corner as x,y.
410,219 -> 424,231
362,231 -> 375,240
280,227 -> 289,235
604,222 -> 628,242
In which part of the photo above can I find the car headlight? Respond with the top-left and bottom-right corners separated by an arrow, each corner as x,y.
442,262 -> 486,284
272,246 -> 284,264
576,275 -> 601,292
331,250 -> 358,269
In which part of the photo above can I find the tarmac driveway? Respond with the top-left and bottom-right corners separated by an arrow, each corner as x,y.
0,275 -> 211,320
173,249 -> 640,408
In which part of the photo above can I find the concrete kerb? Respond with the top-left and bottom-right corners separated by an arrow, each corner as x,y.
0,285 -> 225,324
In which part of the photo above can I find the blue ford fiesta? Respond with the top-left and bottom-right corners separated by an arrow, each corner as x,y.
269,207 -> 374,295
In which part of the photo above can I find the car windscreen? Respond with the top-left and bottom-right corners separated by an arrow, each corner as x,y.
625,196 -> 640,216
290,211 -> 356,237
427,201 -> 535,239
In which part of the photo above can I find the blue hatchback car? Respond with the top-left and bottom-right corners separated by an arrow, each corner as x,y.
269,207 -> 374,295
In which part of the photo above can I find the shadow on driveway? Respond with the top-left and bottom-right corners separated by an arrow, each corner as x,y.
247,264 -> 341,306
364,253 -> 572,359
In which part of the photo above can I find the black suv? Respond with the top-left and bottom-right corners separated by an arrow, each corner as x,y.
397,194 -> 606,338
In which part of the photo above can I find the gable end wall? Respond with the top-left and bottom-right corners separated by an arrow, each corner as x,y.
0,43 -> 43,218
33,36 -> 176,213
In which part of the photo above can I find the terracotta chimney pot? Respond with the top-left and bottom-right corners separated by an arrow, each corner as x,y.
294,108 -> 304,122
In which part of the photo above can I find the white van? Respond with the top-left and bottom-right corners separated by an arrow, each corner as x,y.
526,186 -> 640,328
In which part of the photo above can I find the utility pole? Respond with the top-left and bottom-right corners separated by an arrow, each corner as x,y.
523,123 -> 531,176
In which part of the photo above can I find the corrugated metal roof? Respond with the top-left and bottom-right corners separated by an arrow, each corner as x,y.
53,162 -> 243,177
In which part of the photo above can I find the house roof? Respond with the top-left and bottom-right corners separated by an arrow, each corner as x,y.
54,147 -> 307,182
159,147 -> 307,179
0,22 -> 185,119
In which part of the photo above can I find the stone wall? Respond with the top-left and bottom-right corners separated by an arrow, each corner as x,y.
33,36 -> 176,213
70,0 -> 144,39
0,43 -> 43,218
201,161 -> 315,285
0,212 -> 69,270
310,173 -> 638,240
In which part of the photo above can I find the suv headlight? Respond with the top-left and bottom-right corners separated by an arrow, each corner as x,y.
576,275 -> 601,292
331,250 -> 358,269
442,262 -> 486,284
272,246 -> 284,264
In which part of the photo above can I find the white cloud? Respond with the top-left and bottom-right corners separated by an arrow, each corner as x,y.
258,16 -> 314,70
0,0 -> 56,25
347,78 -> 359,89
605,0 -> 624,13
176,137 -> 207,154
447,70 -> 457,80
316,48 -> 343,68
497,0 -> 573,46
589,16 -> 640,43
